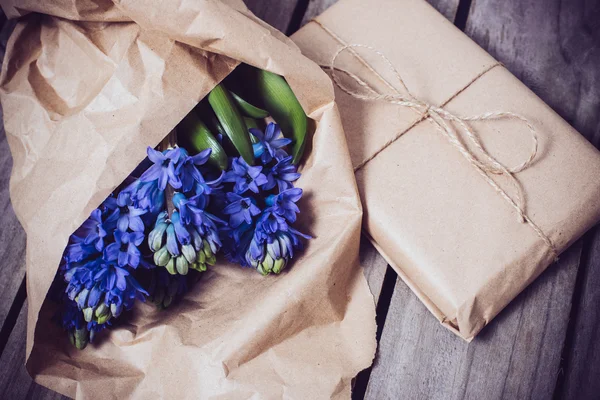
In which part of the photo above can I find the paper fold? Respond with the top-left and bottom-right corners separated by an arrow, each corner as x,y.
0,0 -> 376,398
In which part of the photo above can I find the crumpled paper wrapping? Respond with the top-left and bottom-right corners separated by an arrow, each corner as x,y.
292,0 -> 600,341
0,0 -> 377,398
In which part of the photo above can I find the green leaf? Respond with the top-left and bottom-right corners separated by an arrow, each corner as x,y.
178,110 -> 228,170
230,91 -> 269,118
208,83 -> 255,165
241,66 -> 308,164
244,117 -> 260,144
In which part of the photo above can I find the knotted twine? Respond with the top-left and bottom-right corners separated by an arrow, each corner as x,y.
311,20 -> 558,260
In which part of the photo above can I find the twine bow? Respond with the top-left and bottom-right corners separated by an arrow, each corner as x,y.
312,20 -> 558,260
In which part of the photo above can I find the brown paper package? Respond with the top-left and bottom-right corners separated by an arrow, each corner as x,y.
292,0 -> 600,341
0,0 -> 377,398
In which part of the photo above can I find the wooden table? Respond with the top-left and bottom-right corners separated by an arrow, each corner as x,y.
0,0 -> 599,398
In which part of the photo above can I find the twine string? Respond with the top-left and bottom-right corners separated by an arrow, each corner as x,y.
312,19 -> 558,260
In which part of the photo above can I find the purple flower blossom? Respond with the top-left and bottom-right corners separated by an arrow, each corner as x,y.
115,193 -> 147,232
254,208 -> 289,239
93,263 -> 131,293
59,298 -> 86,332
64,239 -> 98,264
250,123 -> 292,163
194,171 -> 224,198
128,179 -> 165,214
64,258 -> 147,322
73,208 -> 118,252
140,147 -> 185,190
171,211 -> 191,247
223,157 -> 268,194
245,223 -> 310,272
263,155 -> 301,192
223,193 -> 261,228
266,188 -> 303,223
176,148 -> 212,192
104,231 -> 145,268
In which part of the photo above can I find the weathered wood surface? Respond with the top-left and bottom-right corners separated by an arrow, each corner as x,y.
245,0 -> 301,33
561,228 -> 600,399
0,16 -> 27,353
465,2 -> 600,399
0,0 -> 599,399
0,302 -> 68,400
366,244 -> 583,400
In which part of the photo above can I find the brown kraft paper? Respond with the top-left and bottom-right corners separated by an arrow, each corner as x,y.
0,0 -> 377,398
291,0 -> 600,341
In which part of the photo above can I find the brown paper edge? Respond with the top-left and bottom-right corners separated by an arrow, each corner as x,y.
362,231 -> 472,342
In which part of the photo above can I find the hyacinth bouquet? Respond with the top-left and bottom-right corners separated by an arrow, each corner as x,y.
53,65 -> 312,349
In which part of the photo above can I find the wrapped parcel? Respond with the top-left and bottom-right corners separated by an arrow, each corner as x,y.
292,0 -> 600,340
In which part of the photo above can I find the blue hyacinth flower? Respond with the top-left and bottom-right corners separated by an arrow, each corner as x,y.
115,192 -> 147,232
250,123 -> 292,164
104,231 -> 145,268
122,178 -> 165,215
73,208 -> 119,252
263,155 -> 301,192
176,148 -> 212,193
140,146 -> 186,190
222,192 -> 261,228
239,188 -> 310,275
223,157 -> 268,194
266,187 -> 303,223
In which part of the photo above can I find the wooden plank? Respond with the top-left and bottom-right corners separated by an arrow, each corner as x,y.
365,0 -> 600,398
464,0 -> 600,145
465,1 -> 600,398
425,0 -> 459,21
359,236 -> 388,303
244,0 -> 300,33
301,0 -> 337,26
301,0 -> 459,27
0,302 -> 68,400
559,226 -> 600,398
366,244 -> 582,399
0,18 -> 25,339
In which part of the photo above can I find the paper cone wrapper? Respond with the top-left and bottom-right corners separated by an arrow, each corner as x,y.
0,0 -> 377,398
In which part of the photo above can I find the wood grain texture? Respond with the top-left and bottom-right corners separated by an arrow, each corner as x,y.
301,0 -> 460,26
244,0 -> 300,33
366,243 -> 582,400
0,18 -> 26,337
0,302 -> 69,400
560,227 -> 600,399
465,0 -> 600,145
465,1 -> 600,398
359,236 -> 388,302
426,0 -> 460,21
301,0 -> 337,26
